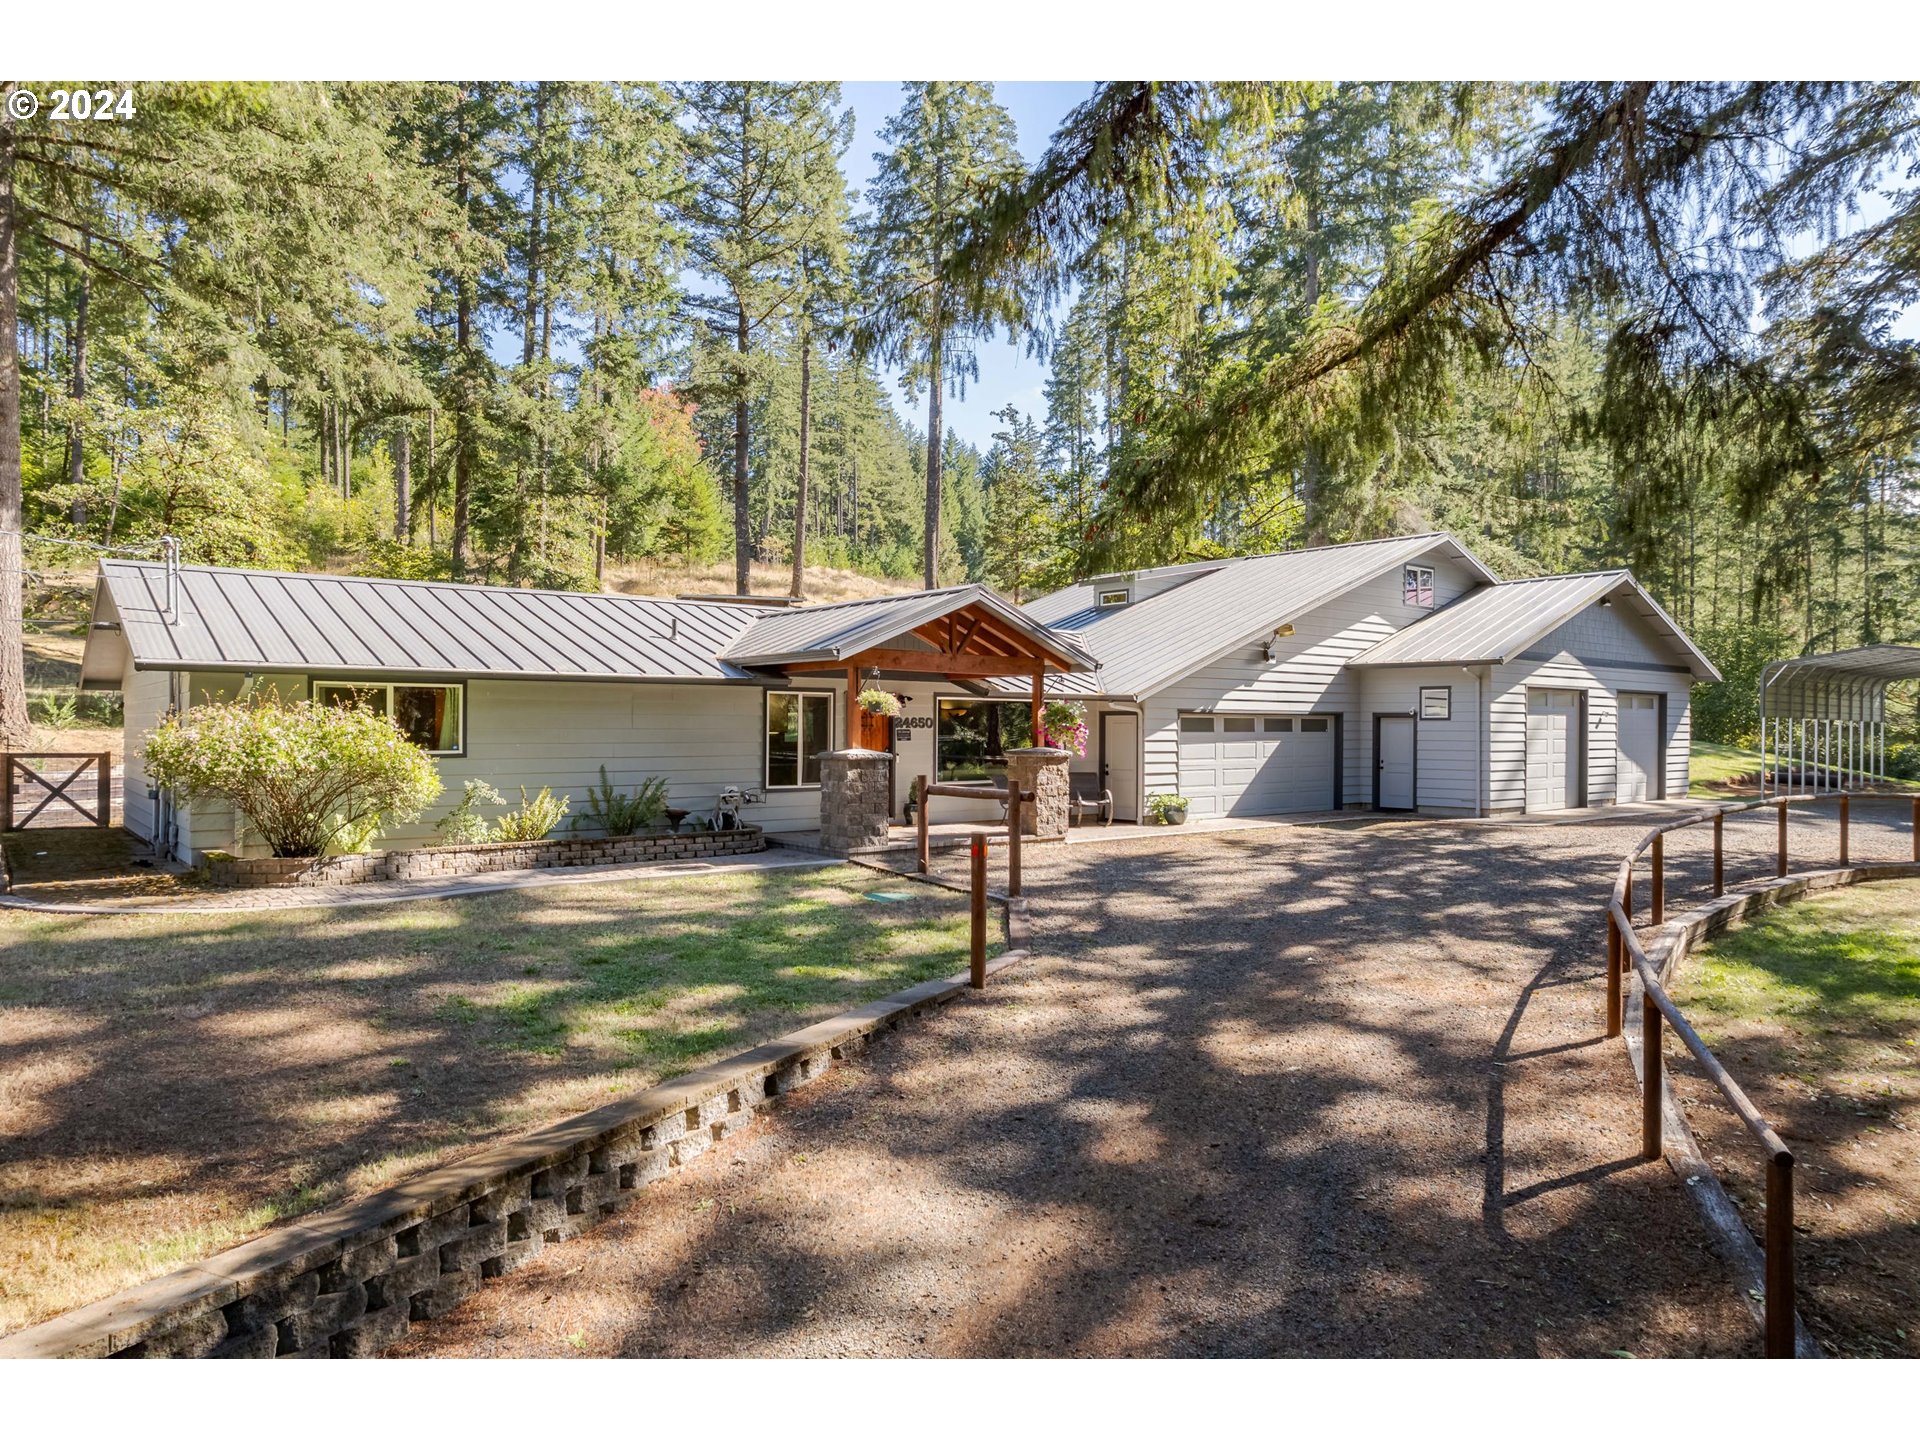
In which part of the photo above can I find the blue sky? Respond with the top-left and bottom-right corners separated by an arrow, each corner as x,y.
841,82 -> 1096,451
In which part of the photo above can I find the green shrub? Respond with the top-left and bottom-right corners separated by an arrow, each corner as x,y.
493,785 -> 569,842
32,692 -> 79,729
1146,793 -> 1190,823
575,768 -> 668,836
435,779 -> 505,845
142,699 -> 442,858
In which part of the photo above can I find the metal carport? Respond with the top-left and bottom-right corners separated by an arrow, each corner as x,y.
1757,644 -> 1920,796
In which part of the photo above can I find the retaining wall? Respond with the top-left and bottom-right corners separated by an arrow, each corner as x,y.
206,827 -> 764,888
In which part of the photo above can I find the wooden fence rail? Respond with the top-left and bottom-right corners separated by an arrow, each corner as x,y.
1,751 -> 111,830
1605,790 -> 1919,1358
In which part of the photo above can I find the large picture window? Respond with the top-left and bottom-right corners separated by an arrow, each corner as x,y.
936,699 -> 1035,784
314,680 -> 464,754
766,690 -> 832,789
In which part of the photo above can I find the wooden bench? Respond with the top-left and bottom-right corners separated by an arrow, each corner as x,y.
1070,773 -> 1114,826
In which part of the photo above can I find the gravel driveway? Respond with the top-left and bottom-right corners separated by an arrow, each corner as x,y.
394,800 -> 1915,1358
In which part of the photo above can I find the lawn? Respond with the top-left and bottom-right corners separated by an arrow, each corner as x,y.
1669,879 -> 1920,1357
1688,738 -> 1920,799
0,864 -> 993,1335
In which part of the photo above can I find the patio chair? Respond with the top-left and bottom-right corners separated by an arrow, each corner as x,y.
1069,773 -> 1114,826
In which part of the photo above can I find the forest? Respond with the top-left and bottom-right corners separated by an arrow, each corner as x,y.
2,81 -> 1918,748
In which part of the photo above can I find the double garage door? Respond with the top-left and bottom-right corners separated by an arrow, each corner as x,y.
1178,713 -> 1336,817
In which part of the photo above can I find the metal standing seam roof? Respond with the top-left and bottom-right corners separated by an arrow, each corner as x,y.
717,583 -> 1096,671
1014,533 -> 1500,700
1761,644 -> 1920,686
1348,570 -> 1722,681
87,560 -> 772,683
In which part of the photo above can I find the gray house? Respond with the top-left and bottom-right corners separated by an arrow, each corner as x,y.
79,531 -> 1718,861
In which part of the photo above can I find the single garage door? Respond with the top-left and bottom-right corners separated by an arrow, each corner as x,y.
1616,692 -> 1661,803
1178,713 -> 1336,817
1526,689 -> 1582,812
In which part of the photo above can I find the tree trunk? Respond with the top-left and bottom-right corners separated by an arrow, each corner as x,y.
393,421 -> 411,541
733,299 -> 751,595
522,86 -> 546,370
340,408 -> 352,499
790,327 -> 813,599
924,331 -> 944,589
67,237 -> 89,525
0,98 -> 32,746
1300,197 -> 1326,546
427,409 -> 439,549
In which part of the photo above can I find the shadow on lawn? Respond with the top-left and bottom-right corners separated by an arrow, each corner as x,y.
0,867 -> 981,1329
505,804 -> 1920,1360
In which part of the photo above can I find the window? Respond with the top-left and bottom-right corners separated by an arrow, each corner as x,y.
1419,686 -> 1451,721
1223,717 -> 1256,733
1264,718 -> 1294,733
314,680 -> 463,754
1403,566 -> 1435,609
1301,717 -> 1330,733
1180,715 -> 1215,734
936,699 -> 1035,784
1098,589 -> 1131,608
766,690 -> 832,788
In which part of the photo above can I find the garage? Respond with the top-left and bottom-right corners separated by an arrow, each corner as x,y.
1616,692 -> 1662,802
1178,713 -> 1336,816
1525,689 -> 1582,812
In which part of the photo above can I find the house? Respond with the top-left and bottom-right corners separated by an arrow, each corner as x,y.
77,532 -> 1718,862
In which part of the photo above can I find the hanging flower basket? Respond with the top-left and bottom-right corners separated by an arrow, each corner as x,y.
1040,700 -> 1089,758
857,688 -> 903,719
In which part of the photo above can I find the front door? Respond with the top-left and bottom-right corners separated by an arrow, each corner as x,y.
1376,714 -> 1416,811
857,705 -> 895,813
1101,712 -> 1140,821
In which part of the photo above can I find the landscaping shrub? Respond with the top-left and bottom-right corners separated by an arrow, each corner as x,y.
435,779 -> 505,845
143,699 -> 442,857
492,785 -> 569,842
576,768 -> 668,836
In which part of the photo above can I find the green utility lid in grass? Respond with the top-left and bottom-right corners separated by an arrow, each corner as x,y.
863,891 -> 916,903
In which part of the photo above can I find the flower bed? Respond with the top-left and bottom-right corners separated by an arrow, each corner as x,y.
204,826 -> 764,888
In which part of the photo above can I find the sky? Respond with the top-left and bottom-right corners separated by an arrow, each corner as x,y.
840,82 -> 1096,452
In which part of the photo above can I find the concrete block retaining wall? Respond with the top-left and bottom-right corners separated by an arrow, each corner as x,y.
0,882 -> 1030,1360
206,827 -> 764,888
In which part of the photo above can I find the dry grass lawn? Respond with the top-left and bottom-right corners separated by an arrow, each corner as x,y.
605,557 -> 916,605
0,864 -> 992,1335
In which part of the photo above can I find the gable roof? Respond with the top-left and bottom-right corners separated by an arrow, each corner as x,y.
1018,533 -> 1499,700
84,560 -> 771,686
719,584 -> 1095,672
1348,570 -> 1721,681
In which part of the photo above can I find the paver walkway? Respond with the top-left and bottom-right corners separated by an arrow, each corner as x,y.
395,801 -> 1913,1358
0,848 -> 835,914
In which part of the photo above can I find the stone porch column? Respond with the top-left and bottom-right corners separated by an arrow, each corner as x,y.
1004,747 -> 1071,839
818,749 -> 893,854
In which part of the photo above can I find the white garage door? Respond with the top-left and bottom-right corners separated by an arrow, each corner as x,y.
1178,714 -> 1336,817
1526,689 -> 1581,813
1616,693 -> 1661,803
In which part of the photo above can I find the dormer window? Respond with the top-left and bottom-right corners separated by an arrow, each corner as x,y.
1098,588 -> 1131,608
1403,566 -> 1435,609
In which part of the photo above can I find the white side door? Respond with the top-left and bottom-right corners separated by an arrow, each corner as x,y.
1101,712 -> 1140,822
1526,689 -> 1581,812
1616,693 -> 1661,803
1377,715 -> 1416,810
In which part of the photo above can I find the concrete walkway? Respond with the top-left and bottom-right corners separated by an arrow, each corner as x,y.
395,800 -> 1915,1358
0,848 -> 838,915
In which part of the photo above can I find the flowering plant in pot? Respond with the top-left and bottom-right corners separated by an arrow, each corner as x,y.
1147,793 -> 1191,826
856,688 -> 902,719
1038,699 -> 1089,757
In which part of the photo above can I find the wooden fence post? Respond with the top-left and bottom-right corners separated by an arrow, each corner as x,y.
969,832 -> 988,990
1712,812 -> 1724,898
1839,793 -> 1850,867
1776,799 -> 1789,879
1006,787 -> 1023,898
96,752 -> 110,828
1913,796 -> 1919,864
1642,985 -> 1663,1161
916,775 -> 929,876
1606,910 -> 1622,1039
1,757 -> 12,832
1765,1152 -> 1796,1359
1623,863 -> 1633,924
1651,834 -> 1665,926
